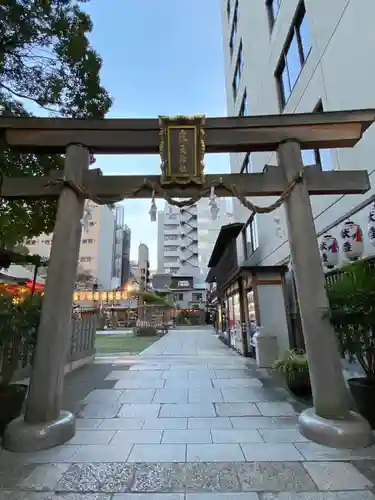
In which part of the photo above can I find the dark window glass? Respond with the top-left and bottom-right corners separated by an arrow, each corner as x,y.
301,102 -> 333,171
229,0 -> 238,57
239,91 -> 248,116
267,0 -> 282,29
286,33 -> 301,90
232,42 -> 243,100
275,2 -> 311,108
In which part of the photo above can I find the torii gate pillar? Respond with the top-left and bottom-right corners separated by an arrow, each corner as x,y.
3,144 -> 90,452
278,140 -> 373,448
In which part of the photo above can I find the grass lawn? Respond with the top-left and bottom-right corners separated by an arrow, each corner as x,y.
95,334 -> 159,354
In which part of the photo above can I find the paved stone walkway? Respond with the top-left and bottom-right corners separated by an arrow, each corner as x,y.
2,327 -> 375,499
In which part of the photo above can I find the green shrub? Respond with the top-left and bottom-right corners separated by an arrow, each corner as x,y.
273,349 -> 309,382
0,291 -> 43,385
327,260 -> 375,382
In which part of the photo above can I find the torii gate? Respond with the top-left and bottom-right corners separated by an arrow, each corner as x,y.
1,110 -> 374,452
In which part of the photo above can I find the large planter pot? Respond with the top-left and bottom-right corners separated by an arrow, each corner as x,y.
286,376 -> 312,400
348,377 -> 375,428
0,383 -> 28,435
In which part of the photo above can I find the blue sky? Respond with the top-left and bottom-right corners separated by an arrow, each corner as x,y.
83,0 -> 230,267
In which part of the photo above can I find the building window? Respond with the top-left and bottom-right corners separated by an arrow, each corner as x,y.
245,216 -> 259,257
164,245 -> 179,252
164,224 -> 179,230
276,2 -> 311,108
229,0 -> 238,56
241,153 -> 252,174
267,0 -> 282,29
165,256 -> 179,263
232,42 -> 243,101
164,234 -> 178,241
174,293 -> 184,301
301,101 -> 333,171
192,293 -> 203,301
239,90 -> 248,116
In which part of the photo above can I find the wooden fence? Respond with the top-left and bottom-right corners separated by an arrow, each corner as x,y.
325,255 -> 375,287
0,309 -> 97,382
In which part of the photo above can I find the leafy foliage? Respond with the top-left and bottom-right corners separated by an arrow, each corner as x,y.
0,290 -> 43,385
0,0 -> 112,247
327,261 -> 375,381
273,349 -> 310,382
139,291 -> 173,308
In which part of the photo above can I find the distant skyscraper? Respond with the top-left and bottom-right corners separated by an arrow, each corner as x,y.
121,225 -> 131,286
111,205 -> 125,289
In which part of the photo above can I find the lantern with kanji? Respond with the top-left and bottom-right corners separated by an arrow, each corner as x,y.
319,234 -> 339,269
368,203 -> 375,247
340,220 -> 364,261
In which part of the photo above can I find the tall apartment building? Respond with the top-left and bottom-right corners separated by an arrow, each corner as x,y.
221,0 -> 375,267
121,225 -> 131,286
157,202 -> 199,278
26,201 -> 115,289
111,205 -> 125,289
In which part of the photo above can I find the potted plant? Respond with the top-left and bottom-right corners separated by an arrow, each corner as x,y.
327,260 -> 375,427
0,290 -> 42,434
273,349 -> 311,399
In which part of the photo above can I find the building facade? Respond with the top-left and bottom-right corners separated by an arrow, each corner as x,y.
121,225 -> 131,286
26,201 -> 116,289
221,0 -> 375,269
157,202 -> 200,278
137,243 -> 149,285
111,205 -> 125,289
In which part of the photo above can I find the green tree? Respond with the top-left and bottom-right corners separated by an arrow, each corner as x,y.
0,0 -> 112,248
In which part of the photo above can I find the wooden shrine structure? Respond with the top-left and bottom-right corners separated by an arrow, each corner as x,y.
1,110 -> 375,451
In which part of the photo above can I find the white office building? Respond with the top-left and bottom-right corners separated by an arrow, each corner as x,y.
26,201 -> 116,289
221,0 -> 375,268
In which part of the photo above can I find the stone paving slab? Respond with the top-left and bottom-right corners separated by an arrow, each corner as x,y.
2,491 -> 374,500
2,328 -> 375,498
1,460 -> 375,496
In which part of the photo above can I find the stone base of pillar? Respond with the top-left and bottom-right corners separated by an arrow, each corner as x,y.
2,410 -> 75,452
299,407 -> 373,449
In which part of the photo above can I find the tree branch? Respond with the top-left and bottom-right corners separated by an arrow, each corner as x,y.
0,82 -> 61,115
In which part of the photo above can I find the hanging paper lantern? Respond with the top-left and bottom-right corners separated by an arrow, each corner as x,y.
368,203 -> 375,247
340,220 -> 364,261
319,234 -> 339,269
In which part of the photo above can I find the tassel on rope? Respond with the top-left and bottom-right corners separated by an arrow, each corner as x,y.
149,190 -> 157,221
